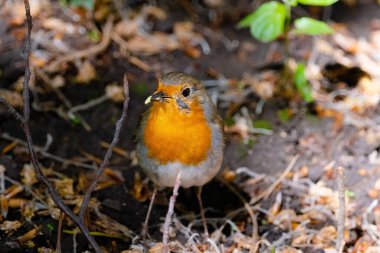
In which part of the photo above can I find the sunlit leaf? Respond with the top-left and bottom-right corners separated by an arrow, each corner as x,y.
294,63 -> 313,103
293,17 -> 334,35
298,0 -> 339,6
238,1 -> 286,42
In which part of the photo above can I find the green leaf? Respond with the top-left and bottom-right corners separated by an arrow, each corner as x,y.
294,63 -> 313,103
66,0 -> 94,10
87,30 -> 100,42
345,190 -> 356,198
293,17 -> 334,35
298,0 -> 338,6
289,0 -> 298,7
224,117 -> 235,127
238,1 -> 287,42
253,119 -> 273,130
277,108 -> 292,123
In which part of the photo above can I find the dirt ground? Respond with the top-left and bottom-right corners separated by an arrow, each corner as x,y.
1,0 -> 380,252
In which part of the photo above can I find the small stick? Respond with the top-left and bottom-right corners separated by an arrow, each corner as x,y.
79,75 -> 130,221
56,212 -> 65,253
162,171 -> 182,253
141,187 -> 157,241
197,186 -> 209,238
336,166 -> 346,253
250,155 -> 299,204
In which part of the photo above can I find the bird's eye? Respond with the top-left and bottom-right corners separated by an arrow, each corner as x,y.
182,88 -> 191,97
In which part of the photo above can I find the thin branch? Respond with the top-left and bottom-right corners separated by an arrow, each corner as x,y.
336,167 -> 346,253
13,1 -> 103,252
1,133 -> 97,170
250,155 -> 299,204
79,75 -> 130,220
56,212 -> 65,253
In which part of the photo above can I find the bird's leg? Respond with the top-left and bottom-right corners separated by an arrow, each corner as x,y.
197,186 -> 209,238
141,186 -> 157,241
162,170 -> 182,253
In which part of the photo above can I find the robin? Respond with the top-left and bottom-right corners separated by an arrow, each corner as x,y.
136,72 -> 224,247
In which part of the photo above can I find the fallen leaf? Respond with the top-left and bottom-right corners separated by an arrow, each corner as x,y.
1,220 -> 22,232
75,60 -> 97,83
17,226 -> 41,243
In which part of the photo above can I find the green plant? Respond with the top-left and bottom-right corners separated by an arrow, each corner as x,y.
60,0 -> 94,10
239,0 -> 337,102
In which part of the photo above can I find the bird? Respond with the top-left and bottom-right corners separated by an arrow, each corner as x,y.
135,72 -> 224,248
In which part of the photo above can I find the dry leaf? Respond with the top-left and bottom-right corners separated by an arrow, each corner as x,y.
0,89 -> 23,108
1,220 -> 22,232
42,18 -> 83,35
75,60 -> 96,83
17,226 -> 41,243
53,178 -> 74,199
131,172 -> 148,202
105,83 -> 124,103
21,164 -> 37,187
312,225 -> 337,247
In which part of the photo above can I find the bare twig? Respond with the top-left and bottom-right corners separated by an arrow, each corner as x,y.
56,212 -> 65,253
219,178 -> 258,240
79,75 -> 130,220
141,187 -> 157,240
35,69 -> 91,131
67,95 -> 108,120
1,133 -> 97,170
19,1 -> 102,251
163,170 -> 182,252
336,167 -> 346,253
250,155 -> 299,204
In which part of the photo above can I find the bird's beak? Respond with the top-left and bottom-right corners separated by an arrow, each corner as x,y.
144,91 -> 171,104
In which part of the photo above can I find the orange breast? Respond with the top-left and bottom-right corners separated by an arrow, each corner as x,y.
143,101 -> 211,165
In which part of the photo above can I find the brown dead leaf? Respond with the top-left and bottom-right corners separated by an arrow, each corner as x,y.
143,6 -> 167,21
243,72 -> 277,100
8,198 -> 28,208
222,169 -> 236,182
17,226 -> 42,243
270,209 -> 298,230
312,225 -> 337,247
5,185 -> 24,199
115,19 -> 139,38
352,235 -> 376,253
131,172 -> 148,202
299,209 -> 328,225
105,83 -> 124,103
278,246 -> 302,253
20,202 -> 36,220
21,164 -> 37,187
53,178 -> 74,199
233,232 -> 261,250
1,220 -> 22,232
225,117 -> 250,139
0,195 -> 8,219
0,89 -> 23,108
95,168 -> 125,190
75,60 -> 97,83
1,141 -> 18,155
126,33 -> 178,55
42,18 -> 83,35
